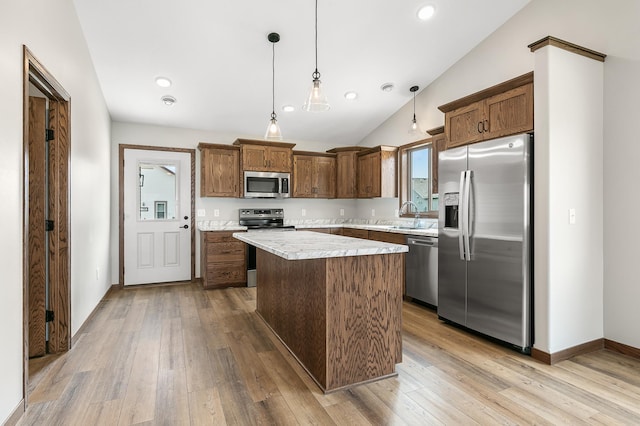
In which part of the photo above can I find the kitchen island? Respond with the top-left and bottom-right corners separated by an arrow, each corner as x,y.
233,230 -> 407,393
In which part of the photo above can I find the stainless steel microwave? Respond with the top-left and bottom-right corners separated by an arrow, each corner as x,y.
244,171 -> 291,198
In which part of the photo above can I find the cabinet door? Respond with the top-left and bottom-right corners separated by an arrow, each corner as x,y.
483,83 -> 533,140
357,153 -> 374,197
342,228 -> 369,239
431,134 -> 446,195
336,151 -> 358,198
242,145 -> 267,170
200,147 -> 239,197
445,101 -> 484,149
267,146 -> 293,172
292,155 -> 314,197
314,156 -> 336,198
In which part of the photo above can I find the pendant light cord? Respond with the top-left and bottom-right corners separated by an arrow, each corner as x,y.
271,40 -> 276,119
313,0 -> 320,79
413,91 -> 416,121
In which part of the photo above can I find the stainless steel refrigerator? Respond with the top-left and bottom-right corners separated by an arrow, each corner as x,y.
438,133 -> 532,352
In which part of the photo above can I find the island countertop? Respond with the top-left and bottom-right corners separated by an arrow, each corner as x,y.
233,230 -> 408,260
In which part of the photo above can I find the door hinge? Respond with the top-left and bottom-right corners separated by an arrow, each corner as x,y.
45,220 -> 55,232
45,310 -> 54,322
45,129 -> 54,141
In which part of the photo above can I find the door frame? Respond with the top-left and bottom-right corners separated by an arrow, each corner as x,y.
119,144 -> 196,285
22,46 -> 72,402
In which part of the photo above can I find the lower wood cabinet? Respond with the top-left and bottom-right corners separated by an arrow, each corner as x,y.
341,228 -> 369,239
200,231 -> 246,289
304,227 -> 343,235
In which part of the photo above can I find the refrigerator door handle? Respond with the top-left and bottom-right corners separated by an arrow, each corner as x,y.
458,171 -> 466,261
463,170 -> 472,261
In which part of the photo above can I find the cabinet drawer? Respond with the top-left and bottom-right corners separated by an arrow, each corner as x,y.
204,231 -> 244,243
368,230 -> 406,245
206,263 -> 246,284
342,228 -> 369,239
206,241 -> 245,257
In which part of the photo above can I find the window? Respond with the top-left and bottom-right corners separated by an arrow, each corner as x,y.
399,139 -> 436,217
155,201 -> 167,219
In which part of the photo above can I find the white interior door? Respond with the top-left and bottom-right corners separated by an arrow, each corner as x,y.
124,149 -> 191,285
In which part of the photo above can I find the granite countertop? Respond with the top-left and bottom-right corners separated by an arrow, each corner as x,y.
198,220 -> 438,237
233,230 -> 408,260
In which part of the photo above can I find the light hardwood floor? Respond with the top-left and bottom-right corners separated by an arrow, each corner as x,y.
19,282 -> 640,425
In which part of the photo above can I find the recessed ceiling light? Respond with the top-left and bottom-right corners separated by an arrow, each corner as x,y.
417,5 -> 436,21
344,91 -> 358,101
155,77 -> 172,88
282,105 -> 295,112
380,83 -> 394,92
161,95 -> 176,106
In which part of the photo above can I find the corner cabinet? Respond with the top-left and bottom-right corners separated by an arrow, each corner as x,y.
439,72 -> 533,149
427,126 -> 446,195
232,138 -> 295,173
198,143 -> 240,197
292,151 -> 336,198
326,146 -> 367,199
357,145 -> 398,198
201,231 -> 246,289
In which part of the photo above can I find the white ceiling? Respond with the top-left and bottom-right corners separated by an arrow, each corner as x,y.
73,0 -> 530,145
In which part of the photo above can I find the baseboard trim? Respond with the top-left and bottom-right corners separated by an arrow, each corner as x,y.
531,338 -> 605,365
3,399 -> 24,426
605,339 -> 640,359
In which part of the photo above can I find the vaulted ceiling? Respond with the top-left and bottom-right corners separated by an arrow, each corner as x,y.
73,0 -> 530,145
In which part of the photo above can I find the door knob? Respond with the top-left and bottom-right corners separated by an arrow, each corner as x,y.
180,224 -> 189,229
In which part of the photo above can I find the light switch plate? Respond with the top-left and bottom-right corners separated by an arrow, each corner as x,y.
214,209 -> 220,217
197,209 -> 206,217
339,208 -> 344,216
371,209 -> 376,217
301,208 -> 307,217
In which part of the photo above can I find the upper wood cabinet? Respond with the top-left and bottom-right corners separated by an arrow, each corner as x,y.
232,138 -> 296,173
427,126 -> 446,195
439,73 -> 533,149
356,146 -> 398,198
326,146 -> 367,199
198,143 -> 240,197
292,151 -> 336,198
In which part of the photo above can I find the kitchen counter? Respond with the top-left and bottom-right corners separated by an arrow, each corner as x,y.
199,221 -> 438,237
237,230 -> 404,393
232,230 -> 408,260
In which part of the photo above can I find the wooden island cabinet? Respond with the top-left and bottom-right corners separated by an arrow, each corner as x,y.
234,231 -> 406,393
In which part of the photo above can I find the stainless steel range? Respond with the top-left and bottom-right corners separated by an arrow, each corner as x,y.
239,208 -> 295,286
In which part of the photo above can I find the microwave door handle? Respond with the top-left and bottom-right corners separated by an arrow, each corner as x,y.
458,171 -> 466,261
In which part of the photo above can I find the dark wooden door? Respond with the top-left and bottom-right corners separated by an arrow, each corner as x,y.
28,96 -> 47,358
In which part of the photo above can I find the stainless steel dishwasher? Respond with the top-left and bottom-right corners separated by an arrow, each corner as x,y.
405,235 -> 438,307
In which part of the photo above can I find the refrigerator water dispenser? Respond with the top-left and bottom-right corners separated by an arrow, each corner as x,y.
444,192 -> 459,229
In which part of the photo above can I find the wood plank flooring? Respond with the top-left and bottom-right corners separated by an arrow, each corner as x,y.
19,282 -> 640,425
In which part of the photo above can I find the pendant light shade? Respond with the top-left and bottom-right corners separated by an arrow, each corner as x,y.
265,32 -> 283,140
408,85 -> 422,135
303,0 -> 330,112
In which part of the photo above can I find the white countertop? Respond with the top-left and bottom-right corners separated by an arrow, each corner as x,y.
198,221 -> 438,237
233,230 -> 408,260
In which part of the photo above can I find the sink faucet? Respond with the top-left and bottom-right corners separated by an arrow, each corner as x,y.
400,201 -> 421,228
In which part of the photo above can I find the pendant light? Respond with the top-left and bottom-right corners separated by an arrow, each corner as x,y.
409,85 -> 422,135
303,0 -> 330,112
265,32 -> 283,140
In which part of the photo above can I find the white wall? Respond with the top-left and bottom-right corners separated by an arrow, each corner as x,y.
110,122 -> 363,282
0,0 -> 112,422
359,0 -> 640,351
534,46 -> 604,353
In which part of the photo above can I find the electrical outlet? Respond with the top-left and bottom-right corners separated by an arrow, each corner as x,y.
214,209 -> 220,217
371,209 -> 376,217
301,208 -> 307,217
339,208 -> 344,216
197,209 -> 206,217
